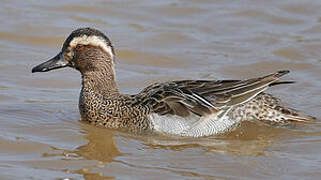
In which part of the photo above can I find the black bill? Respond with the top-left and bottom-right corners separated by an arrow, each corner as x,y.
32,52 -> 69,73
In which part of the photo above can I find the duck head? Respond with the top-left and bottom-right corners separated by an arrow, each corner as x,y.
32,27 -> 115,74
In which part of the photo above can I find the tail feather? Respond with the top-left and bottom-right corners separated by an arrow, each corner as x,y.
230,93 -> 317,124
277,107 -> 316,123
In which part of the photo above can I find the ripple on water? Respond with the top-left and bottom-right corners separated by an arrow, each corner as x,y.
0,0 -> 321,179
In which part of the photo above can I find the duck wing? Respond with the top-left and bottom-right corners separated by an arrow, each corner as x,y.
139,70 -> 290,118
135,70 -> 290,136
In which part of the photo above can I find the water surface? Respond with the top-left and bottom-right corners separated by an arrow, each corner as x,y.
0,0 -> 321,179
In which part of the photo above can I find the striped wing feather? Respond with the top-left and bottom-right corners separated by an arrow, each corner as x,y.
139,70 -> 290,118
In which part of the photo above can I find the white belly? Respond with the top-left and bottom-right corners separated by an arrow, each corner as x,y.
148,113 -> 238,137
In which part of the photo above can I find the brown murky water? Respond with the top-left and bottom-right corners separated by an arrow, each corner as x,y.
1,0 -> 321,179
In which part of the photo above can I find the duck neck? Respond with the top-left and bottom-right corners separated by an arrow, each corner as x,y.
81,66 -> 119,96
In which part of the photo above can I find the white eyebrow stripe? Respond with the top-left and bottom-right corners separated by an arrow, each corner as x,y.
69,35 -> 114,59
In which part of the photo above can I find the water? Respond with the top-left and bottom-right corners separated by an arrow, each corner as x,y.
0,0 -> 321,179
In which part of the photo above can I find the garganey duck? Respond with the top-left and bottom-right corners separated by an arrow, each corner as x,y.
32,27 -> 316,137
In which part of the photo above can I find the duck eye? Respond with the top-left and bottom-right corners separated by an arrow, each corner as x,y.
75,44 -> 85,49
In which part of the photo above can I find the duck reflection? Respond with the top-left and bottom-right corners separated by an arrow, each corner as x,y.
65,122 -> 121,179
66,120 -> 299,180
74,119 -> 297,159
74,122 -> 121,162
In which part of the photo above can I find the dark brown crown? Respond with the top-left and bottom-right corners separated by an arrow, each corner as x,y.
62,27 -> 115,55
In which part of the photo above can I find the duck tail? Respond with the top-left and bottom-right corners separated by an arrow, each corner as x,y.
266,80 -> 316,122
271,106 -> 316,123
234,93 -> 317,124
254,93 -> 316,123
